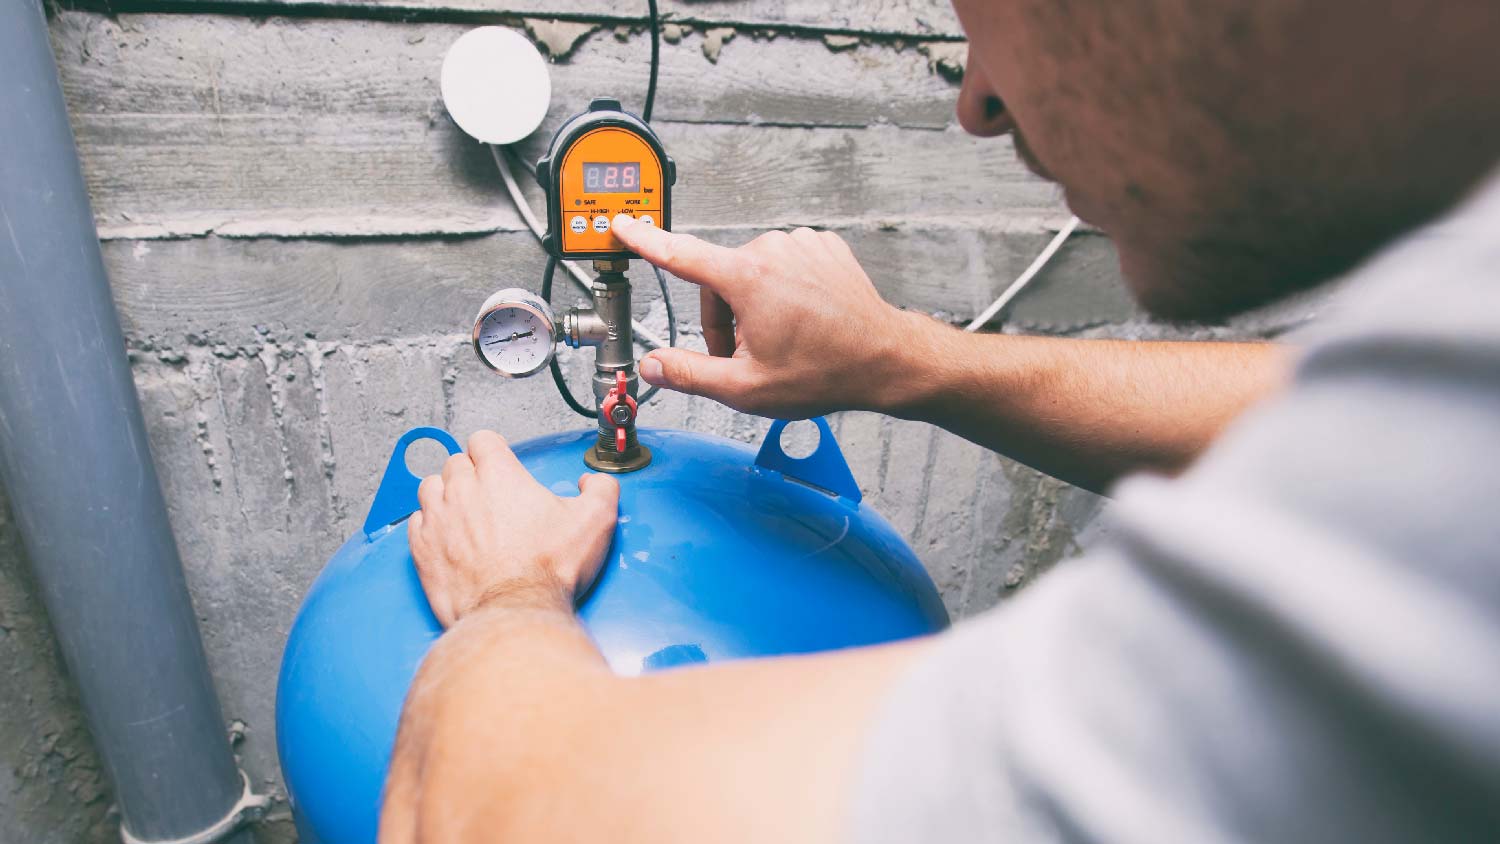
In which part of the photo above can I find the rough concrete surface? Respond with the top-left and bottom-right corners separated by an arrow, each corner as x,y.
1,4 -> 1340,842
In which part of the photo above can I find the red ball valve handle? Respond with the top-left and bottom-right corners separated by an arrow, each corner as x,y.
599,370 -> 637,453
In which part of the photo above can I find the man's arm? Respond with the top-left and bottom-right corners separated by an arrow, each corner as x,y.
381,431 -> 926,843
610,215 -> 1290,494
382,604 -> 922,843
893,325 -> 1288,492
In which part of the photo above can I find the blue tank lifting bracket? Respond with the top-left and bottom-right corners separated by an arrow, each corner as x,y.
753,417 -> 863,504
363,427 -> 464,539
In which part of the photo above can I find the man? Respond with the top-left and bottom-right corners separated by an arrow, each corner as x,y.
381,2 -> 1500,841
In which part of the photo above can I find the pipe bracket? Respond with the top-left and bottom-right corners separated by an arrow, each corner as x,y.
120,770 -> 269,844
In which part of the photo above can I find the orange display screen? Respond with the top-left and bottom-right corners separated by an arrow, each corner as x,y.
558,127 -> 664,254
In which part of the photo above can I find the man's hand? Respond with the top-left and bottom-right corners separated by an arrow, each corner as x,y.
407,430 -> 620,627
386,432 -> 925,844
612,214 -> 928,419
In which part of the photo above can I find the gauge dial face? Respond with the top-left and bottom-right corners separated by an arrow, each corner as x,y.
473,289 -> 556,378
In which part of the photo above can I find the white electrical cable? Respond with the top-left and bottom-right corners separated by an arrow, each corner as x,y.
963,215 -> 1080,333
489,144 -> 667,350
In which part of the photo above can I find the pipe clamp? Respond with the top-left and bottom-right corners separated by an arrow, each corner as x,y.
120,770 -> 270,844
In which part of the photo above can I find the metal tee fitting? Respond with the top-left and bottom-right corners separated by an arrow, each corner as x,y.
581,261 -> 651,472
563,306 -> 608,348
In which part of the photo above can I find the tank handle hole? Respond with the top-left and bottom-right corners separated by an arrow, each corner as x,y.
404,437 -> 453,478
778,418 -> 820,459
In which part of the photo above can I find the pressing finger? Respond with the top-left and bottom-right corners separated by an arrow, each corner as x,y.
612,215 -> 744,294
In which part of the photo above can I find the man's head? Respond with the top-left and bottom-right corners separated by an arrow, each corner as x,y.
952,1 -> 1500,320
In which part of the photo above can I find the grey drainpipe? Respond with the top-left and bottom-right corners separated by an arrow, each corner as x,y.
0,2 -> 264,842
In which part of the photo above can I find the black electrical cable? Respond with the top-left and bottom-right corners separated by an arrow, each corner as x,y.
636,263 -> 676,405
541,257 -> 598,419
655,267 -> 677,351
643,0 -> 660,123
549,357 -> 594,419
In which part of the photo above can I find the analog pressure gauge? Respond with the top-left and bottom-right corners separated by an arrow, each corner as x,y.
472,288 -> 557,378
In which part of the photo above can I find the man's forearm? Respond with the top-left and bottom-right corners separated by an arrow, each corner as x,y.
382,598 -> 924,843
883,314 -> 1292,493
380,602 -> 610,842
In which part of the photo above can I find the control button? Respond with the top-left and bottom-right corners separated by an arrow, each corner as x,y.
569,215 -> 587,234
593,215 -> 610,233
638,215 -> 655,226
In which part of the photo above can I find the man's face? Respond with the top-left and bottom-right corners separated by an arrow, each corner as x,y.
951,1 -> 1500,320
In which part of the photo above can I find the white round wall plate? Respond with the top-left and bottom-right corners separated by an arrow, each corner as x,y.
440,26 -> 551,145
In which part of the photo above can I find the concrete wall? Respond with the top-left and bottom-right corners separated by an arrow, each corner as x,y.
2,2 -> 1328,841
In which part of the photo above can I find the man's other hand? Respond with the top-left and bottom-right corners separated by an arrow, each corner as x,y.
408,430 -> 620,627
612,214 -> 926,418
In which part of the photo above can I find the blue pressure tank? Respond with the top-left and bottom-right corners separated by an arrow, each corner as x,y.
275,419 -> 948,843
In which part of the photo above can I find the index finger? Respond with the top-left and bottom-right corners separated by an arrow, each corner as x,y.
469,430 -> 547,495
467,430 -> 524,478
612,214 -> 744,295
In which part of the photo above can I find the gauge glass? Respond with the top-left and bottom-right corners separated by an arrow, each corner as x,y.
473,289 -> 555,377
